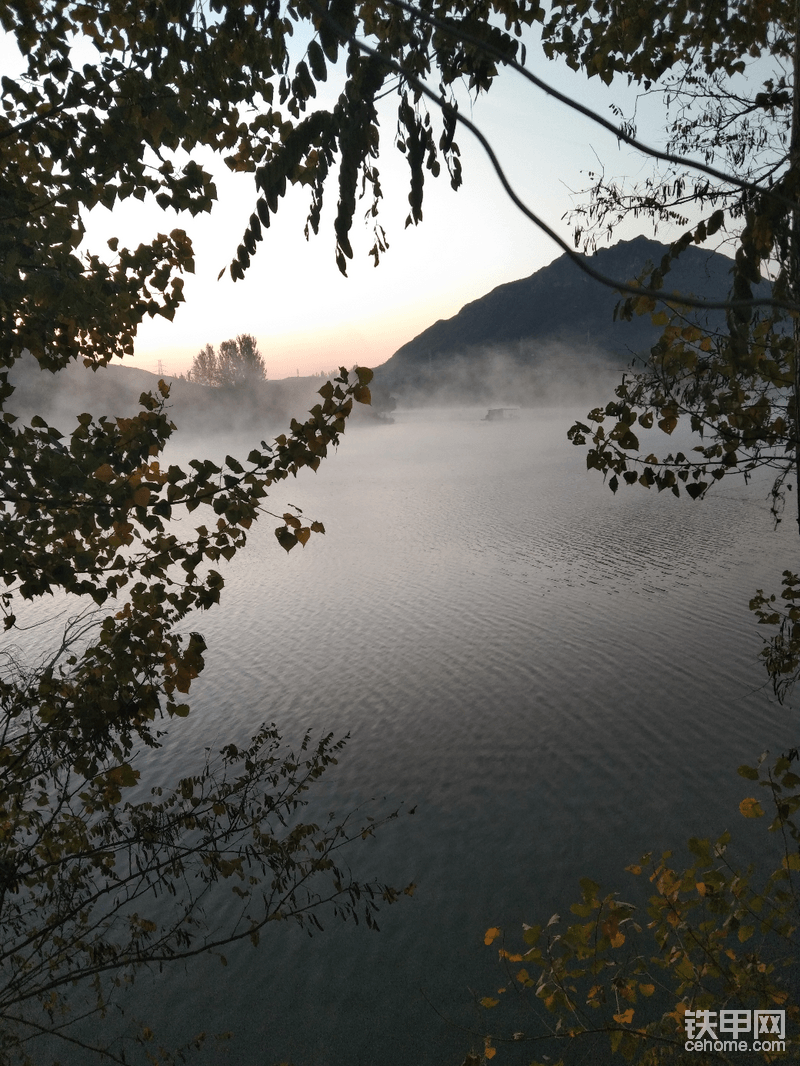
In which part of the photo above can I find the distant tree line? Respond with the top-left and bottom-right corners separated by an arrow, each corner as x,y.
187,333 -> 267,387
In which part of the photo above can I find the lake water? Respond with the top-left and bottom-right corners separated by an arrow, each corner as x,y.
24,405 -> 799,1065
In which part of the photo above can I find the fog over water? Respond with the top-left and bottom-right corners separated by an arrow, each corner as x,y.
19,400 -> 799,1065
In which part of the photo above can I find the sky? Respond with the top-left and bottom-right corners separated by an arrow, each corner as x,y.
6,17 -> 670,380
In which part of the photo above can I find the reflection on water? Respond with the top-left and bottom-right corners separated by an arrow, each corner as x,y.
26,407 -> 798,1065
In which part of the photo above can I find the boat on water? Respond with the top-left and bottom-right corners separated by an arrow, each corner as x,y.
482,407 -> 520,421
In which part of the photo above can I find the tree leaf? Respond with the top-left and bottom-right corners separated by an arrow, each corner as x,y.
275,527 -> 298,552
739,797 -> 765,818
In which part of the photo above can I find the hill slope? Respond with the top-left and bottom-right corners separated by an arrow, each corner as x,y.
375,235 -> 747,405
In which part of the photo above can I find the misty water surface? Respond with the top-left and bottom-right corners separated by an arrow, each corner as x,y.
29,406 -> 799,1065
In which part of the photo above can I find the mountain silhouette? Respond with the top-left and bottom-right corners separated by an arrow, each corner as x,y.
375,235 -> 753,405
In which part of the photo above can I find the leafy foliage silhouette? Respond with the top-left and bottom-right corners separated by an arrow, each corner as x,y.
466,748 -> 799,1065
553,0 -> 800,530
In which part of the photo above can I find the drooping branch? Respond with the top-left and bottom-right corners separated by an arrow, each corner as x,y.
383,0 -> 799,216
307,0 -> 799,317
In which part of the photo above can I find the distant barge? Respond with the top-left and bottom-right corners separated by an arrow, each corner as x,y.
482,407 -> 520,422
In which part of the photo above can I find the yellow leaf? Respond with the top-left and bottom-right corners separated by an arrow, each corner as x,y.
94,463 -> 114,482
783,852 -> 800,870
484,927 -> 501,946
480,997 -> 499,1008
739,797 -> 765,818
106,764 -> 140,787
610,931 -> 625,948
696,882 -> 706,896
132,486 -> 150,507
484,1047 -> 496,1060
613,1009 -> 634,1025
669,1001 -> 688,1024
